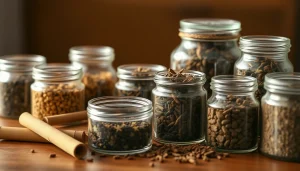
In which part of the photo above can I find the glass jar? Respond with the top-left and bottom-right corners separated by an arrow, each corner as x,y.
260,72 -> 300,162
171,19 -> 241,97
207,75 -> 259,153
234,35 -> 293,101
31,64 -> 85,119
0,55 -> 46,119
152,69 -> 207,144
87,96 -> 153,155
69,46 -> 117,107
115,64 -> 166,100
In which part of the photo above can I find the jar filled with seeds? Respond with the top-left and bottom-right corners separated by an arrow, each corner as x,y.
234,35 -> 293,101
207,75 -> 259,153
115,64 -> 166,100
171,19 -> 241,97
31,64 -> 85,119
69,46 -> 117,107
88,96 -> 153,155
0,55 -> 46,119
261,72 -> 300,162
152,69 -> 207,144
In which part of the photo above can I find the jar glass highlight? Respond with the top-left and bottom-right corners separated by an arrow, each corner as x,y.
0,55 -> 46,119
207,75 -> 259,153
87,96 -> 153,155
31,64 -> 85,119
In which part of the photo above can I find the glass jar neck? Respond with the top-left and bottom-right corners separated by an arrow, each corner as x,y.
0,55 -> 46,73
241,52 -> 288,61
264,72 -> 300,95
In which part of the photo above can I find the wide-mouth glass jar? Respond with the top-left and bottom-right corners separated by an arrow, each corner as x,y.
69,46 -> 117,107
171,18 -> 241,97
31,64 -> 85,119
115,64 -> 166,100
87,96 -> 153,155
261,72 -> 300,162
0,55 -> 46,119
207,75 -> 259,153
152,69 -> 207,144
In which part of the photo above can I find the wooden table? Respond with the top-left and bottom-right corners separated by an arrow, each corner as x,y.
0,117 -> 299,171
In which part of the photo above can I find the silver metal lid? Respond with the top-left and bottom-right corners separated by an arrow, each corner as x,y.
69,46 -> 115,63
264,72 -> 300,94
0,55 -> 46,72
117,64 -> 166,80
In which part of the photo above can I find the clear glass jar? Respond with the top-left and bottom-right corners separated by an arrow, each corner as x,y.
0,55 -> 46,119
152,69 -> 207,144
31,64 -> 85,119
261,72 -> 300,162
115,64 -> 166,100
87,96 -> 153,155
69,46 -> 117,107
171,19 -> 241,97
234,36 -> 293,101
207,75 -> 259,153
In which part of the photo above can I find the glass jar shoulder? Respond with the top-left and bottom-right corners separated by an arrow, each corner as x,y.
208,93 -> 259,109
152,84 -> 206,98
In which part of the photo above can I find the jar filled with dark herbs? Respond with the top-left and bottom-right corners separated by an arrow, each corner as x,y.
261,72 -> 300,162
171,19 -> 241,97
69,46 -> 117,107
207,75 -> 259,153
115,64 -> 166,100
0,55 -> 46,119
234,36 -> 293,101
152,69 -> 207,144
88,96 -> 153,155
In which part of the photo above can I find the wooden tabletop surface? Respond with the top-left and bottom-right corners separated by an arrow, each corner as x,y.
0,117 -> 299,171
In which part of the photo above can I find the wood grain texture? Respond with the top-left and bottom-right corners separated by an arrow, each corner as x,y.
0,117 -> 299,171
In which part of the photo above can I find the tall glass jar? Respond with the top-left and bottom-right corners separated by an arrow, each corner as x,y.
261,72 -> 300,162
88,96 -> 153,155
0,55 -> 46,119
171,19 -> 241,97
115,64 -> 166,100
69,46 -> 117,107
152,69 -> 207,144
31,64 -> 85,119
234,36 -> 293,101
207,75 -> 259,153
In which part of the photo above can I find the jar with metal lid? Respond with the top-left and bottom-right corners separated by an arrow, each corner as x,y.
152,69 -> 207,144
69,46 -> 117,107
171,18 -> 241,96
0,55 -> 46,119
31,64 -> 85,119
234,35 -> 293,101
260,72 -> 300,162
115,64 -> 166,100
88,96 -> 153,155
207,75 -> 259,153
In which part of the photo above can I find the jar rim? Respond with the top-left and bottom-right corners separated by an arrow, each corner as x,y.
69,46 -> 114,63
87,96 -> 153,119
264,72 -> 300,94
117,64 -> 166,80
0,54 -> 46,72
33,63 -> 82,82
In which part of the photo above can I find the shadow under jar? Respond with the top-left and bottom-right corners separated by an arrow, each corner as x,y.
115,64 -> 166,100
0,55 -> 46,119
69,46 -> 117,107
152,69 -> 207,145
261,72 -> 300,162
171,18 -> 241,97
87,96 -> 153,155
207,75 -> 259,153
31,64 -> 85,119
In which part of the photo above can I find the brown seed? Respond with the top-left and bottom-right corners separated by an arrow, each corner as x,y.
149,162 -> 155,167
86,158 -> 94,162
217,155 -> 222,160
113,155 -> 121,160
30,149 -> 35,153
49,153 -> 56,158
202,155 -> 210,162
163,152 -> 168,158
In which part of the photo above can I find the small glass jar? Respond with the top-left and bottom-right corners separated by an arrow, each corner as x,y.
0,55 -> 46,119
234,36 -> 293,101
260,72 -> 300,162
115,64 -> 166,100
69,46 -> 117,107
171,19 -> 241,96
87,96 -> 153,155
31,64 -> 85,119
152,69 -> 207,144
207,75 -> 259,153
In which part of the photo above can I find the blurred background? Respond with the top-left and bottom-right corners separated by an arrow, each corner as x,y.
0,0 -> 299,70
